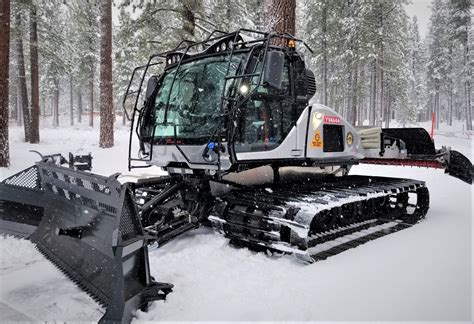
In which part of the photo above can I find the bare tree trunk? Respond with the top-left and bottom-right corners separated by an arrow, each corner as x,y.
376,4 -> 384,127
77,88 -> 82,123
69,75 -> 74,126
99,0 -> 114,148
11,71 -> 17,120
377,62 -> 384,127
349,65 -> 358,126
435,82 -> 440,130
16,13 -> 31,142
89,69 -> 94,127
385,84 -> 391,128
53,77 -> 59,127
17,81 -> 22,126
41,95 -> 45,116
447,47 -> 453,126
30,5 -> 40,143
357,84 -> 364,126
465,40 -> 472,130
13,85 -> 18,120
369,60 -> 376,125
181,4 -> 196,37
448,84 -> 453,126
321,2 -> 328,105
50,96 -> 53,117
264,0 -> 296,44
0,0 -> 10,167
345,70 -> 352,121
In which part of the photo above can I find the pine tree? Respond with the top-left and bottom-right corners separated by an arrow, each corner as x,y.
38,1 -> 74,127
0,0 -> 10,167
450,0 -> 472,130
427,0 -> 452,129
407,17 -> 427,123
300,1 -> 416,126
68,0 -> 99,127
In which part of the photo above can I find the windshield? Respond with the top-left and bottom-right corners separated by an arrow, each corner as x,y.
152,55 -> 242,144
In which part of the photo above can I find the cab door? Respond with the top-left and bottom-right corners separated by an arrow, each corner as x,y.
231,51 -> 308,162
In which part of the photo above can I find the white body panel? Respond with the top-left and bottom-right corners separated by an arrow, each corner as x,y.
148,101 -> 368,171
304,103 -> 364,162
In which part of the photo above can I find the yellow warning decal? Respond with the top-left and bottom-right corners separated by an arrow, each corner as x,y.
311,129 -> 323,148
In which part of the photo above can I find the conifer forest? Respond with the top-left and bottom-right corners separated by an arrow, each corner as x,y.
0,0 -> 472,167
0,2 -> 473,322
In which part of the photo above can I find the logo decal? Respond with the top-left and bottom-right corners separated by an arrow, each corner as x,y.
311,129 -> 323,148
323,116 -> 340,124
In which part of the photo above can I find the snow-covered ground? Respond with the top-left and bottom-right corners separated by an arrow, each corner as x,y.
0,116 -> 472,322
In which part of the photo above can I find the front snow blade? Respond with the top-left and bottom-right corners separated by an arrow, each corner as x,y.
0,162 -> 172,323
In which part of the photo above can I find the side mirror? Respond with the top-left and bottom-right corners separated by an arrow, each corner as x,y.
145,75 -> 160,103
263,51 -> 284,90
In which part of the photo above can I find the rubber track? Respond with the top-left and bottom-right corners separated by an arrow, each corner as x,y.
212,175 -> 428,262
310,222 -> 411,261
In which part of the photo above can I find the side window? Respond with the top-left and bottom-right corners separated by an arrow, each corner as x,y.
154,72 -> 177,137
151,55 -> 242,143
234,62 -> 293,153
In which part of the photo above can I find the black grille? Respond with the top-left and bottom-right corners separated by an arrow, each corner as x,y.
323,124 -> 344,152
306,69 -> 316,98
3,166 -> 41,189
119,194 -> 141,242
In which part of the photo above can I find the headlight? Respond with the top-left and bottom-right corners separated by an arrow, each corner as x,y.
167,58 -> 172,65
228,40 -> 233,49
220,42 -> 227,51
239,84 -> 249,94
